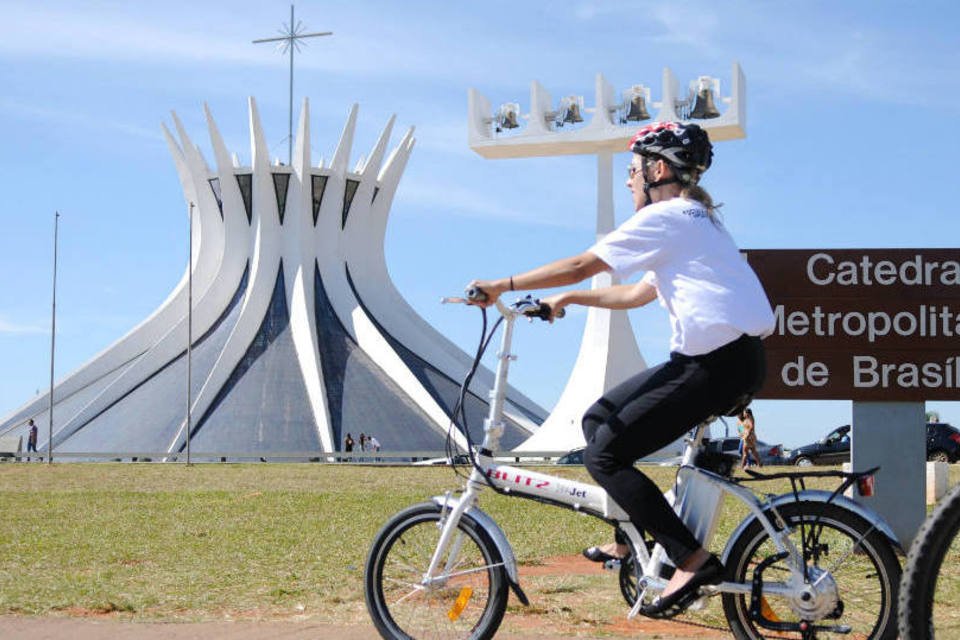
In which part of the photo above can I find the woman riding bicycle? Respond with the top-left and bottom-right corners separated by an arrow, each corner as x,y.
469,121 -> 775,615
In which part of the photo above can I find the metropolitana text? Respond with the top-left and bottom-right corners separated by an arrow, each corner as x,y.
774,304 -> 960,343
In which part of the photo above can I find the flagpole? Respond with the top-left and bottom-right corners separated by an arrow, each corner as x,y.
186,202 -> 194,465
47,211 -> 60,465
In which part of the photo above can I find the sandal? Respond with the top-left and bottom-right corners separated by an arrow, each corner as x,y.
640,555 -> 724,616
582,546 -> 621,563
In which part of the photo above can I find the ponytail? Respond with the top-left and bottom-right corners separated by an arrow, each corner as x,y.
678,169 -> 722,224
681,184 -> 717,211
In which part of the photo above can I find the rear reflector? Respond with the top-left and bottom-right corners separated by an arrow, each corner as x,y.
857,475 -> 875,497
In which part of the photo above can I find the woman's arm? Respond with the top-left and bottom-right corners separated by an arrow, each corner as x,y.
469,251 -> 610,307
541,280 -> 657,320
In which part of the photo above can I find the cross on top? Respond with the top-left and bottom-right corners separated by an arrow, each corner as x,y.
253,5 -> 333,164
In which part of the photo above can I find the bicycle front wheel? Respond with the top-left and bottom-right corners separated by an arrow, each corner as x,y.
364,502 -> 509,640
722,501 -> 900,639
899,482 -> 960,639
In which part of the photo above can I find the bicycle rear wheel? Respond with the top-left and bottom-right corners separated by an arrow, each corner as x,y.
899,482 -> 960,639
364,502 -> 509,640
722,501 -> 900,639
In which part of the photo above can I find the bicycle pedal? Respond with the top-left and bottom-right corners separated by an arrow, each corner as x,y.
602,558 -> 621,570
685,595 -> 708,611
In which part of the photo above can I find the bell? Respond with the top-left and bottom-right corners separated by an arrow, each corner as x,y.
562,102 -> 583,124
495,103 -> 520,132
500,109 -> 519,130
624,94 -> 650,122
689,87 -> 721,119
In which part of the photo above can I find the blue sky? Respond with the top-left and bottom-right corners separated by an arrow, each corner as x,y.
1,0 -> 958,448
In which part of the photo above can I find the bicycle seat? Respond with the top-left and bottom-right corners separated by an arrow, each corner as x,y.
722,394 -> 753,417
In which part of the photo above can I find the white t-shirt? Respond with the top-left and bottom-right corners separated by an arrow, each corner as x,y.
588,196 -> 774,356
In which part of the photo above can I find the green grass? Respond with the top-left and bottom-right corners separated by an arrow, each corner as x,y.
1,463 -> 958,632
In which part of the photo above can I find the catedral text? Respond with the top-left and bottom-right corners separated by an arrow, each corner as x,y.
806,252 -> 960,287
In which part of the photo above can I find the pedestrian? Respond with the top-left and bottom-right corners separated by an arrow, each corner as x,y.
739,408 -> 762,469
26,419 -> 38,462
369,434 -> 381,462
344,432 -> 355,461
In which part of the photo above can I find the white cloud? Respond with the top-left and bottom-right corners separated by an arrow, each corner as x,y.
414,120 -> 472,158
0,98 -> 163,141
0,4 -> 527,86
0,5 -> 267,67
397,179 -> 589,231
0,316 -> 46,336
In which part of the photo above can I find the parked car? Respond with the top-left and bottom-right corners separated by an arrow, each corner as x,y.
927,423 -> 960,463
556,439 -> 784,474
785,425 -> 851,467
555,448 -> 585,465
784,423 -> 960,466
702,437 -> 784,475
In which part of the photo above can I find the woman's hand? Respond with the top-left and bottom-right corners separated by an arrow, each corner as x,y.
539,292 -> 570,322
466,279 -> 508,308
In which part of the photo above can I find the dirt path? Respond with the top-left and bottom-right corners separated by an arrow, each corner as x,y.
0,616 -> 731,640
1,554 -> 732,639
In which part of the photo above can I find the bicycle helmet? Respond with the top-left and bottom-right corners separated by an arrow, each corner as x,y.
628,121 -> 713,173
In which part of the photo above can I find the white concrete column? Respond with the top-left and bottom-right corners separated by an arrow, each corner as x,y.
516,153 -> 646,452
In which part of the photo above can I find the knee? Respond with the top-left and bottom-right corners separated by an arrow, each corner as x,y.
581,411 -> 602,444
583,440 -> 619,479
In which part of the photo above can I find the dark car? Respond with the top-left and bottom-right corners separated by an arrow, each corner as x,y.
786,425 -> 852,467
557,439 -> 784,473
785,423 -> 960,466
927,423 -> 960,463
555,448 -> 585,465
703,437 -> 784,475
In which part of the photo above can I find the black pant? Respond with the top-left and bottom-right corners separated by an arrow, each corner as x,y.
582,334 -> 766,565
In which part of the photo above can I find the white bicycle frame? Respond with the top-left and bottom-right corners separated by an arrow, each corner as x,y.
423,299 -> 900,617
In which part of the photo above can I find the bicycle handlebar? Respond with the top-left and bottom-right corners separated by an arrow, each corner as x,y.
447,289 -> 565,321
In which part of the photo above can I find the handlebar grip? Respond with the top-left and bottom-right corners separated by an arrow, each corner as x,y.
525,302 -> 564,321
465,287 -> 489,303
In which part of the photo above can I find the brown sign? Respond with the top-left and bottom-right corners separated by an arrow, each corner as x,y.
745,249 -> 960,401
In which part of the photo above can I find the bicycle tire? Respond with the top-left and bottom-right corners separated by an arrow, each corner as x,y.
722,501 -> 900,639
898,482 -> 960,639
364,502 -> 509,640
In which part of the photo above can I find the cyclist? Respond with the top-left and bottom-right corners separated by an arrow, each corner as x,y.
468,121 -> 774,615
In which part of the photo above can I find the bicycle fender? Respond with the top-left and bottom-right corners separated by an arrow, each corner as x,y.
720,489 -> 903,565
431,495 -> 529,605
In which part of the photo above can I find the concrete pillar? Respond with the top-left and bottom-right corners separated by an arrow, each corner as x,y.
927,461 -> 949,505
851,401 -> 926,548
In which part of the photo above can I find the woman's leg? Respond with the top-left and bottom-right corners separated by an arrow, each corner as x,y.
582,337 -> 766,600
749,442 -> 763,467
582,357 -> 719,567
